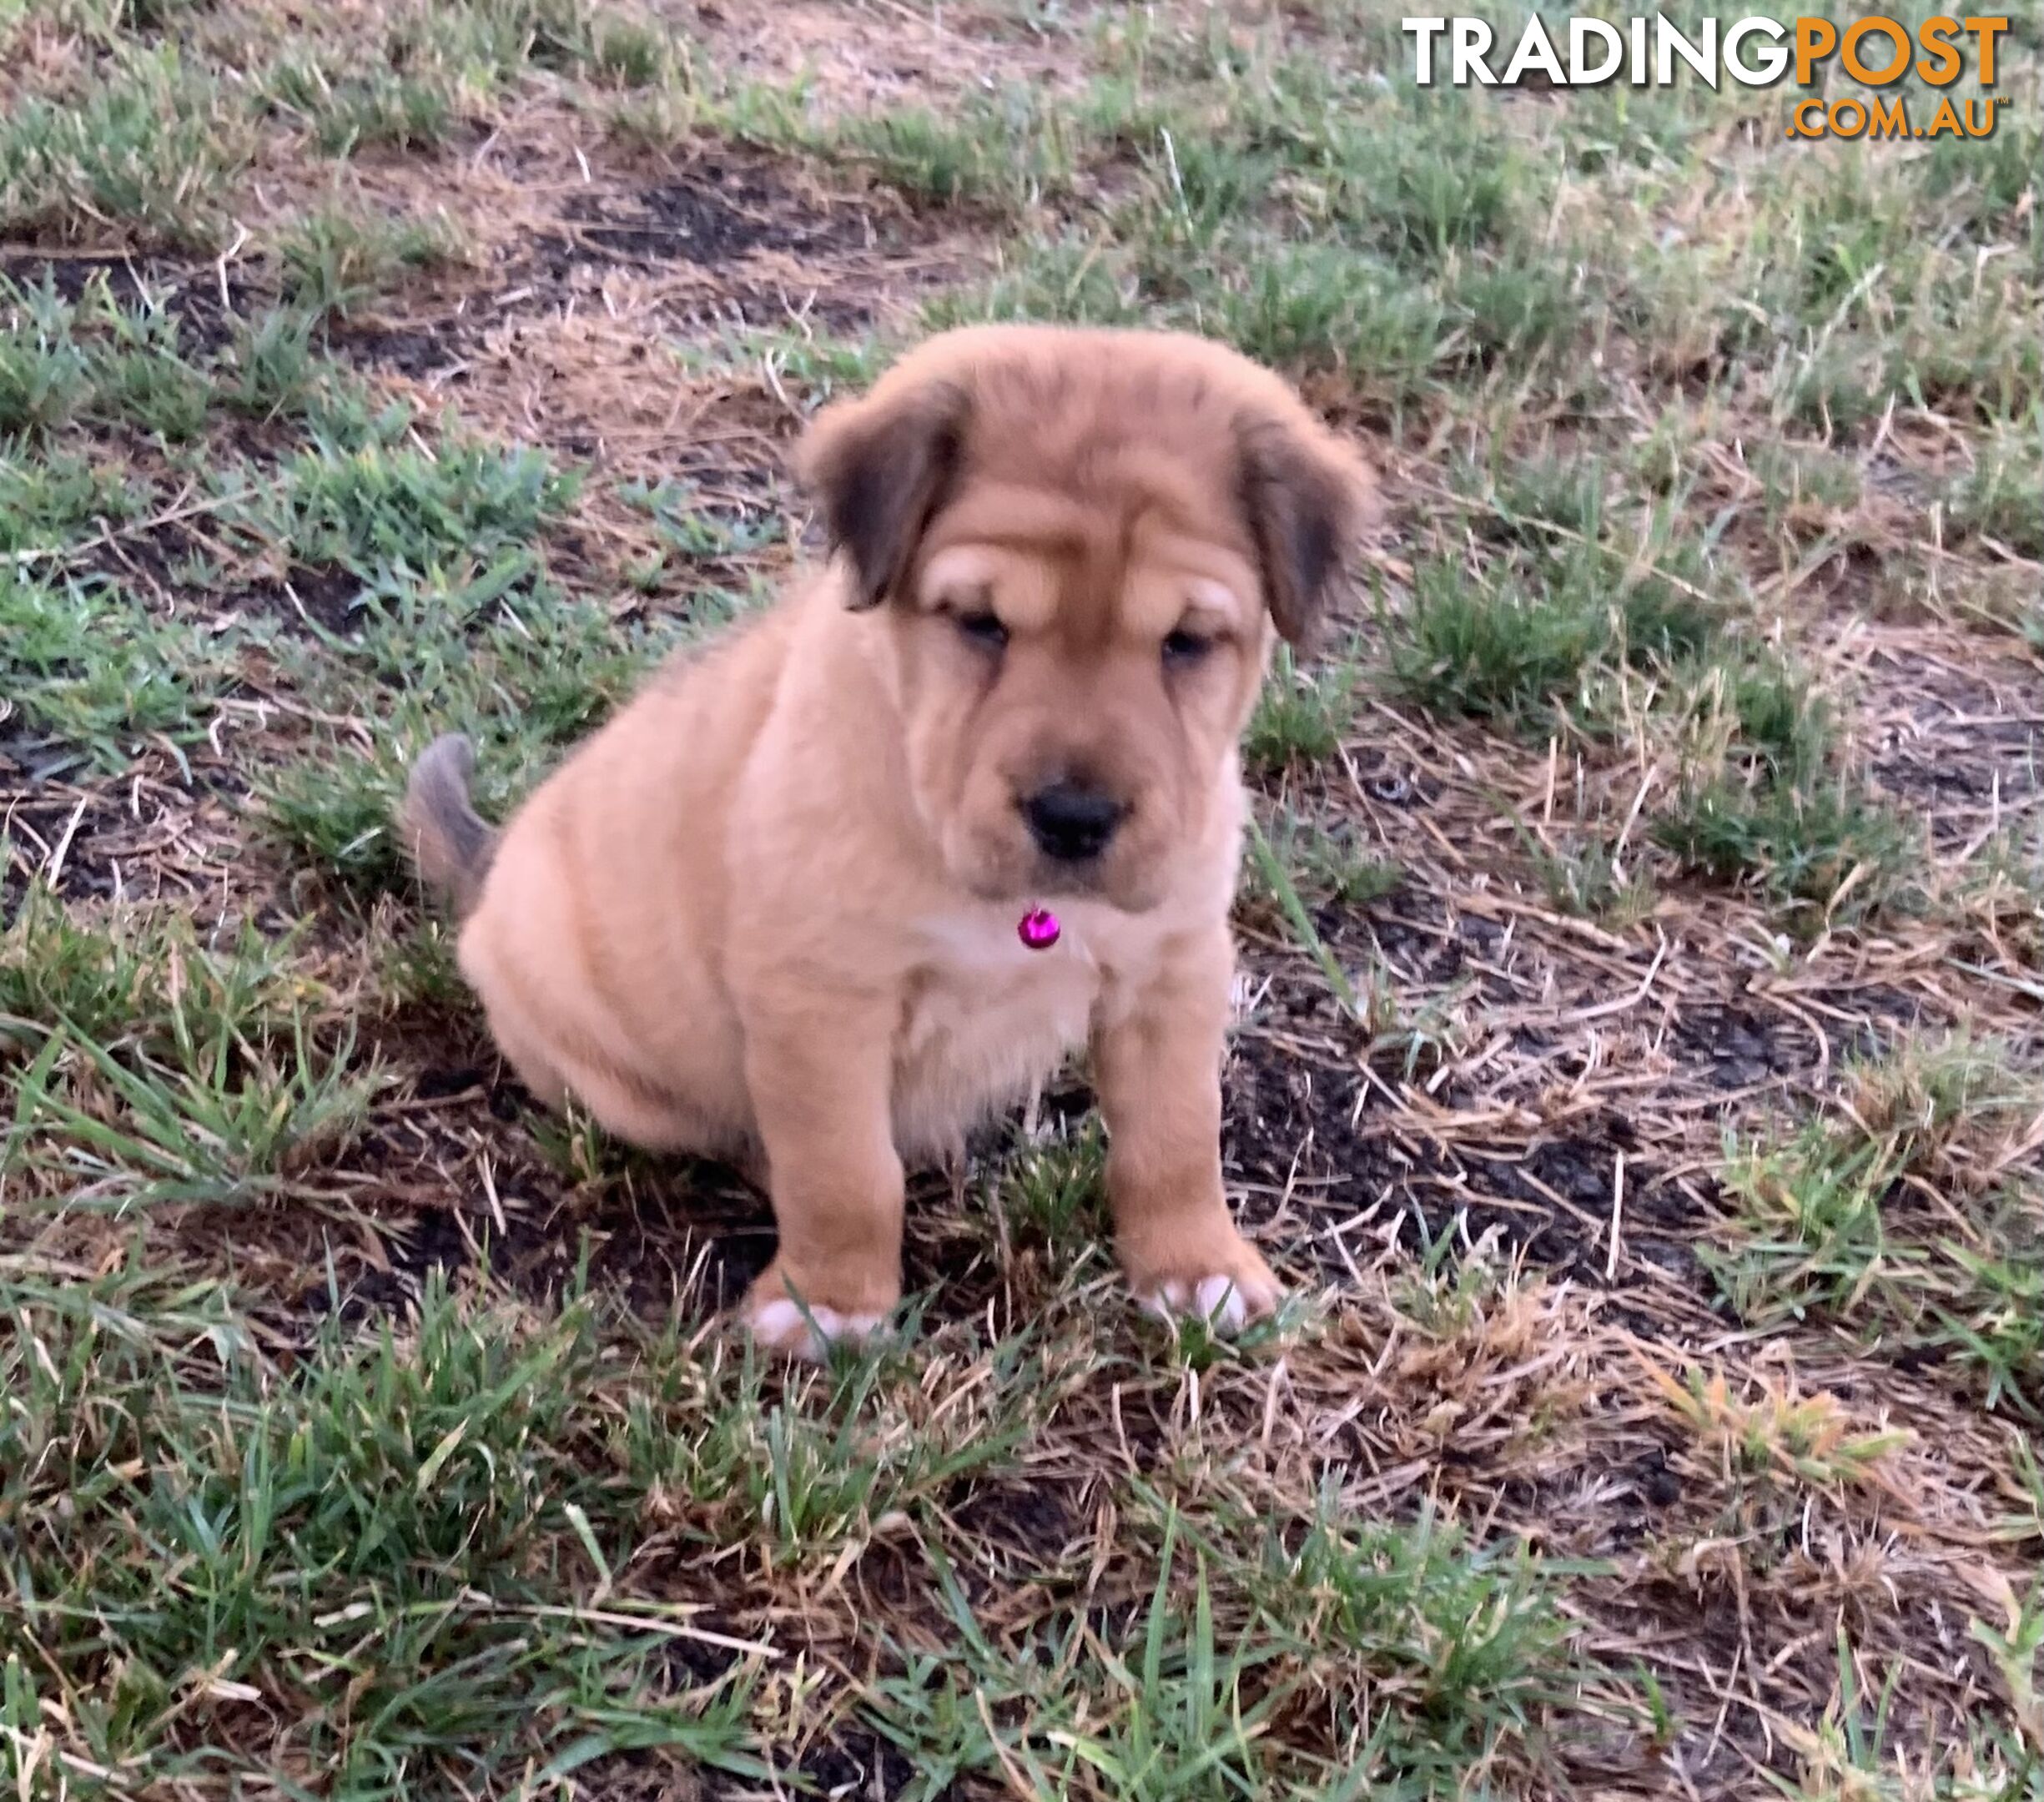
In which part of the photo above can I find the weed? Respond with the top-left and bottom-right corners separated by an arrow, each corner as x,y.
1751,440 -> 1864,532
259,588 -> 645,894
1711,1119 -> 1905,1325
1647,1365 -> 1911,1490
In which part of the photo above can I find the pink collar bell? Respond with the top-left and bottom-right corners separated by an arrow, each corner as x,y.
1017,905 -> 1061,951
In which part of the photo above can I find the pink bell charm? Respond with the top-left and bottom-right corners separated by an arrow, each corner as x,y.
1017,905 -> 1060,950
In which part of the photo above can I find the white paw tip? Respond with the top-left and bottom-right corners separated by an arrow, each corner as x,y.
1195,1274 -> 1250,1331
747,1296 -> 887,1360
1139,1274 -> 1268,1334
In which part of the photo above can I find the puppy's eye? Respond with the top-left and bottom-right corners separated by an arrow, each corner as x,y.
954,611 -> 1009,652
1163,627 -> 1215,665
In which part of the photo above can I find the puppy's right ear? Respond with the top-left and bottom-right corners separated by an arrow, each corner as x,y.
794,378 -> 968,611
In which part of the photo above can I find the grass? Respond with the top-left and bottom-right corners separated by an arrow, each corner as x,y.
3,0 -> 2041,1791
1951,415 -> 2044,557
277,205 -> 464,321
8,1008 -> 377,1211
0,43 -> 252,250
241,405 -> 575,581
1652,773 -> 1912,922
0,1267 -> 772,1793
0,883 -> 309,1049
1709,1036 -> 2044,1417
0,569 -> 234,763
1,272 -> 340,450
1245,642 -> 1360,773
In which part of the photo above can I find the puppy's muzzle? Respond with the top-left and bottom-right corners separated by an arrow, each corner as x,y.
1020,779 -> 1127,863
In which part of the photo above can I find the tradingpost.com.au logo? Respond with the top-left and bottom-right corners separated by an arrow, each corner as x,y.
1402,14 -> 2011,138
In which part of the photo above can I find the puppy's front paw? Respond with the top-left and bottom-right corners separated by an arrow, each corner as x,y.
747,1296 -> 891,1361
1128,1234 -> 1283,1335
742,1264 -> 898,1362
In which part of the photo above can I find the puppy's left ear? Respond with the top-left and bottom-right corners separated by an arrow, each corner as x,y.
795,378 -> 969,611
1236,413 -> 1377,649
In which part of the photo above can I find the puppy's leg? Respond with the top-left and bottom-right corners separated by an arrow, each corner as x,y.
1094,929 -> 1281,1334
739,995 -> 904,1360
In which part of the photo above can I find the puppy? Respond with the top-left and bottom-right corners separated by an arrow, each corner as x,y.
400,324 -> 1373,1358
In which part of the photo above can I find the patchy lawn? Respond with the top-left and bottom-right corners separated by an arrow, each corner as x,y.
3,0 -> 2041,1795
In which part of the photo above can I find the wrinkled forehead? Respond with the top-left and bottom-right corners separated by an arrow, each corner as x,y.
918,440 -> 1263,637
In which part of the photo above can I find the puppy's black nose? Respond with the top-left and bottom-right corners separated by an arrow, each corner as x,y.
1022,780 -> 1126,863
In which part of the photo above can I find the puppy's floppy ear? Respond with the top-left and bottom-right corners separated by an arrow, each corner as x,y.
795,377 -> 969,611
1235,412 -> 1377,649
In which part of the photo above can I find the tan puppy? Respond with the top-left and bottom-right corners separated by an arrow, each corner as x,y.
400,323 -> 1373,1358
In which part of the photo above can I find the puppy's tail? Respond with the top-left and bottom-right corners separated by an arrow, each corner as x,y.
400,732 -> 497,920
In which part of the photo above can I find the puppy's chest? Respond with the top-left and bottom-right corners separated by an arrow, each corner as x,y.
896,911 -> 1108,1078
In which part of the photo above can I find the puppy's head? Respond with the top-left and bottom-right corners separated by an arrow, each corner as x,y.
796,325 -> 1375,912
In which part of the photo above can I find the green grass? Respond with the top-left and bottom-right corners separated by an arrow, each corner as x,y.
277,205 -> 463,321
0,43 -> 251,249
1709,1036 -> 2044,1417
0,441 -> 144,556
1951,415 -> 2044,557
1651,772 -> 1911,922
862,1486 -> 1596,1800
1497,809 -> 1657,926
271,53 -> 466,157
1245,643 -> 1360,773
1383,452 -> 1729,740
84,292 -> 213,443
997,1118 -> 1109,1262
0,274 -> 92,436
1241,812 -> 1401,919
0,1267 -> 772,1793
216,305 -> 337,420
263,0 -> 684,157
257,572 -> 660,895
1,902 -> 375,1214
2,272 -> 344,456
235,398 -> 576,581
0,885 -> 309,1051
0,570 -> 236,763
7,1010 -> 377,1211
717,78 -> 1079,212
